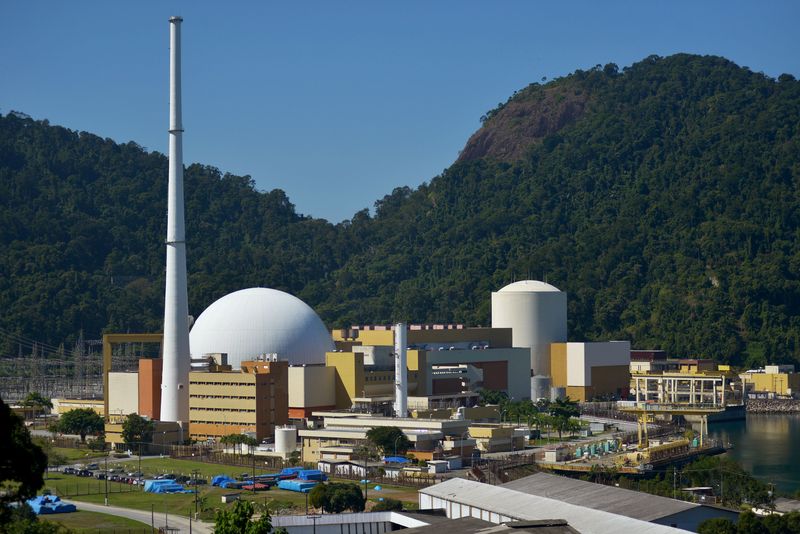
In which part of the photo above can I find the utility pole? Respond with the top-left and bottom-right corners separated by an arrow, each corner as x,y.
192,468 -> 200,514
151,503 -> 154,533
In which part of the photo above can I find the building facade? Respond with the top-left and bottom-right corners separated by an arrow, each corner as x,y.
188,360 -> 288,441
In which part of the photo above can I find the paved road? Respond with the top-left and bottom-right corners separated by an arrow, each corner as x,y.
66,500 -> 213,533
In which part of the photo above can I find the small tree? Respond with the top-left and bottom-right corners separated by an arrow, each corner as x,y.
365,427 -> 411,456
56,408 -> 104,443
309,483 -> 365,513
214,499 -> 276,534
121,414 -> 155,446
22,392 -> 52,420
549,397 -> 580,439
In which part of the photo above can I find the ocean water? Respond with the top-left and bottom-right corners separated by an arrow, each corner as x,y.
708,413 -> 800,494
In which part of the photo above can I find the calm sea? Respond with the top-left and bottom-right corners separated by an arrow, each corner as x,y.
708,413 -> 800,494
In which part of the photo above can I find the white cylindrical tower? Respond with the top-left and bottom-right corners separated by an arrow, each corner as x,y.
275,426 -> 298,454
394,322 -> 408,417
491,280 -> 567,378
161,16 -> 191,423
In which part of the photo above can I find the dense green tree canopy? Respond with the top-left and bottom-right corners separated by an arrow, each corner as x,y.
366,426 -> 412,456
56,408 -> 104,442
120,413 -> 154,446
1,54 -> 799,368
0,398 -> 47,511
308,482 -> 365,513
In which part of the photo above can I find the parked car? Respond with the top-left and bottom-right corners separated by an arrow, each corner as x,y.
187,478 -> 208,485
95,473 -> 106,480
87,463 -> 99,470
63,467 -> 75,475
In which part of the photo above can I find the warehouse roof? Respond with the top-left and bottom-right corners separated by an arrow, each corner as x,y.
502,472 -> 697,522
420,478 -> 689,534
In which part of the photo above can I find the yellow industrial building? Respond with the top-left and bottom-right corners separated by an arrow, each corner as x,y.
741,365 -> 799,397
188,359 -> 288,442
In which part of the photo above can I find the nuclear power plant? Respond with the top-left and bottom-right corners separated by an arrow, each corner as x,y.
100,16 -> 632,455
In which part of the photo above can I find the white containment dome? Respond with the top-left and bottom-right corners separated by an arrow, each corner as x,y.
189,287 -> 334,368
491,280 -> 567,378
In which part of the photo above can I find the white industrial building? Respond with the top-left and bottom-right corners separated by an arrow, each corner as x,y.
418,478 -> 689,533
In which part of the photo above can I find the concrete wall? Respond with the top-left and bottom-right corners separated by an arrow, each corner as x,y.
288,366 -> 335,408
108,372 -> 139,419
325,351 -> 365,409
138,358 -> 162,420
425,347 -> 530,400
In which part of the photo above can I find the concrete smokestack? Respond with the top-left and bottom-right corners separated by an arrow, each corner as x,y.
160,16 -> 191,423
394,323 -> 408,417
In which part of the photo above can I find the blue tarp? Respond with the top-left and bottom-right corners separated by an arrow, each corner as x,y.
297,469 -> 327,481
383,456 -> 410,463
212,475 -> 235,487
279,467 -> 304,477
27,495 -> 76,515
144,479 -> 192,494
277,479 -> 317,493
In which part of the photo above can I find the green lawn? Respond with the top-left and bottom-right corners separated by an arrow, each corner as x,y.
43,458 -> 422,521
52,447 -> 108,463
41,510 -> 150,532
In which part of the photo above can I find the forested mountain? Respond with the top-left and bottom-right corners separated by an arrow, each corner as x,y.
1,54 -> 799,367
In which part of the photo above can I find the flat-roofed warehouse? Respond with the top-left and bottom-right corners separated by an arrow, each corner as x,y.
419,478 -> 690,534
502,472 -> 738,531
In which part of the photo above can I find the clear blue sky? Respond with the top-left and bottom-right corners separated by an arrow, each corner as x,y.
2,1 -> 798,222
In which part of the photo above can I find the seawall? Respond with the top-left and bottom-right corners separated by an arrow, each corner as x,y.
746,399 -> 800,413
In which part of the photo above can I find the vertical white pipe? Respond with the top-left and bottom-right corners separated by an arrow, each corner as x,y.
161,16 -> 191,423
394,323 -> 407,417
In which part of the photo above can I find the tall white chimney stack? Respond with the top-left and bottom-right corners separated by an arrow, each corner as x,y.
160,16 -> 191,423
394,323 -> 408,417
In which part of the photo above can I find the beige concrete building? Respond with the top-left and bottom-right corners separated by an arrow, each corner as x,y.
298,412 -> 472,463
51,398 -> 105,416
468,424 -> 527,452
188,360 -> 288,442
550,341 -> 630,401
105,420 -> 183,450
288,365 -> 336,418
325,326 -> 531,411
107,372 -> 139,422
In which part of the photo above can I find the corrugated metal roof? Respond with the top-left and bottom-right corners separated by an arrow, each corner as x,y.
501,472 -> 696,522
419,478 -> 691,534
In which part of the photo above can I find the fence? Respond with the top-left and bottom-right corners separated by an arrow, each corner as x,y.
47,479 -> 139,498
328,468 -> 441,488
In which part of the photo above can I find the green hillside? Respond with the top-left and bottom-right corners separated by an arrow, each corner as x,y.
1,54 -> 799,367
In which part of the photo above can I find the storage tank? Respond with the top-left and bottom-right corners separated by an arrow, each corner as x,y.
531,376 -> 551,401
491,280 -> 567,377
274,425 -> 297,454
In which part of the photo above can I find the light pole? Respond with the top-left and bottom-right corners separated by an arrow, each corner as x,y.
104,453 -> 109,506
393,434 -> 403,458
